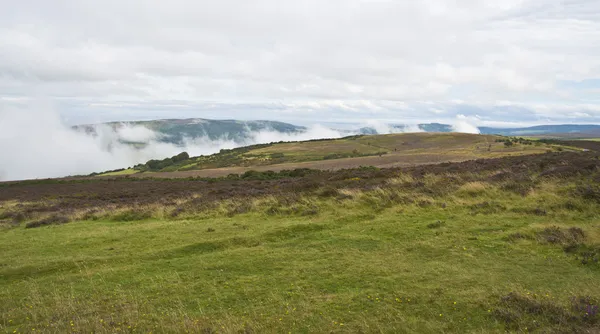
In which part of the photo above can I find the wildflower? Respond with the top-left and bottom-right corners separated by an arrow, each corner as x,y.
453,302 -> 456,305
439,314 -> 443,317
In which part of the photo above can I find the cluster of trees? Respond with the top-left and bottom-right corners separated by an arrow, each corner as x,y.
496,137 -> 535,147
136,152 -> 190,171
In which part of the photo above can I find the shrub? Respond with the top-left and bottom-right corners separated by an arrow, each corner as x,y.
536,226 -> 585,245
25,215 -> 70,228
427,220 -> 445,229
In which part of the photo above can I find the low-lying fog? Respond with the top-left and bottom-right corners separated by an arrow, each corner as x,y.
0,108 -> 479,181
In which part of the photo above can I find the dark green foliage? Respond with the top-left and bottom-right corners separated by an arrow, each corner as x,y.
496,137 -> 535,147
172,151 -> 190,162
88,168 -> 125,177
136,151 -> 192,172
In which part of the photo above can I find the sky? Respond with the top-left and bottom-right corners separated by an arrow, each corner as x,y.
2,0 -> 600,126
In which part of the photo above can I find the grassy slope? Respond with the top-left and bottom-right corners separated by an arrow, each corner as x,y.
97,169 -> 138,177
2,158 -> 600,332
196,133 -> 548,168
132,133 -> 555,176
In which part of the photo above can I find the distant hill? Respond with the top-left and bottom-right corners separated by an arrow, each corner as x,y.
73,118 -> 600,155
74,118 -> 306,145
353,123 -> 453,135
352,123 -> 600,137
478,124 -> 600,137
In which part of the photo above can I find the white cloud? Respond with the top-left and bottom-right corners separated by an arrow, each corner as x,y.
0,104 -> 351,181
0,0 -> 599,124
115,125 -> 160,142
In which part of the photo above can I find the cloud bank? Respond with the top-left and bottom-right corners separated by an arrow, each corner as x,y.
0,107 -> 348,181
0,104 -> 483,181
1,0 -> 600,124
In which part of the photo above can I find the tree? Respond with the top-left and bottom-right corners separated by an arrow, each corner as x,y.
172,152 -> 190,163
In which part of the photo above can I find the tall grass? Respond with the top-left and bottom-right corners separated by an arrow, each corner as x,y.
2,160 -> 600,332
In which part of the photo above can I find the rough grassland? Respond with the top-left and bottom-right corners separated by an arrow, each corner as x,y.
2,152 -> 600,333
117,133 -> 559,178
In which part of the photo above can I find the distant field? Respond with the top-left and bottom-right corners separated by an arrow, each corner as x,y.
99,133 -> 562,178
1,152 -> 600,333
97,168 -> 138,176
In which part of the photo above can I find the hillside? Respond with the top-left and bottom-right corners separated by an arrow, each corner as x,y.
74,118 -> 600,147
74,118 -> 306,145
1,150 -> 600,333
479,124 -> 600,137
107,133 -> 559,178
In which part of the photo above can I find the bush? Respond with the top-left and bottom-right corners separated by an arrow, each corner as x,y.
536,226 -> 585,245
25,215 -> 70,228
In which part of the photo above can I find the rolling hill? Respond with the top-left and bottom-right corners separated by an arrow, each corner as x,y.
75,118 -> 600,145
97,132 -> 564,178
74,118 -> 306,145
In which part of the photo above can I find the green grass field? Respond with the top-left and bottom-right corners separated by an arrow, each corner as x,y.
2,152 -> 600,333
97,168 -> 138,177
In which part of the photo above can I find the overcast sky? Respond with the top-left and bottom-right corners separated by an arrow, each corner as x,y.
2,0 -> 600,126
